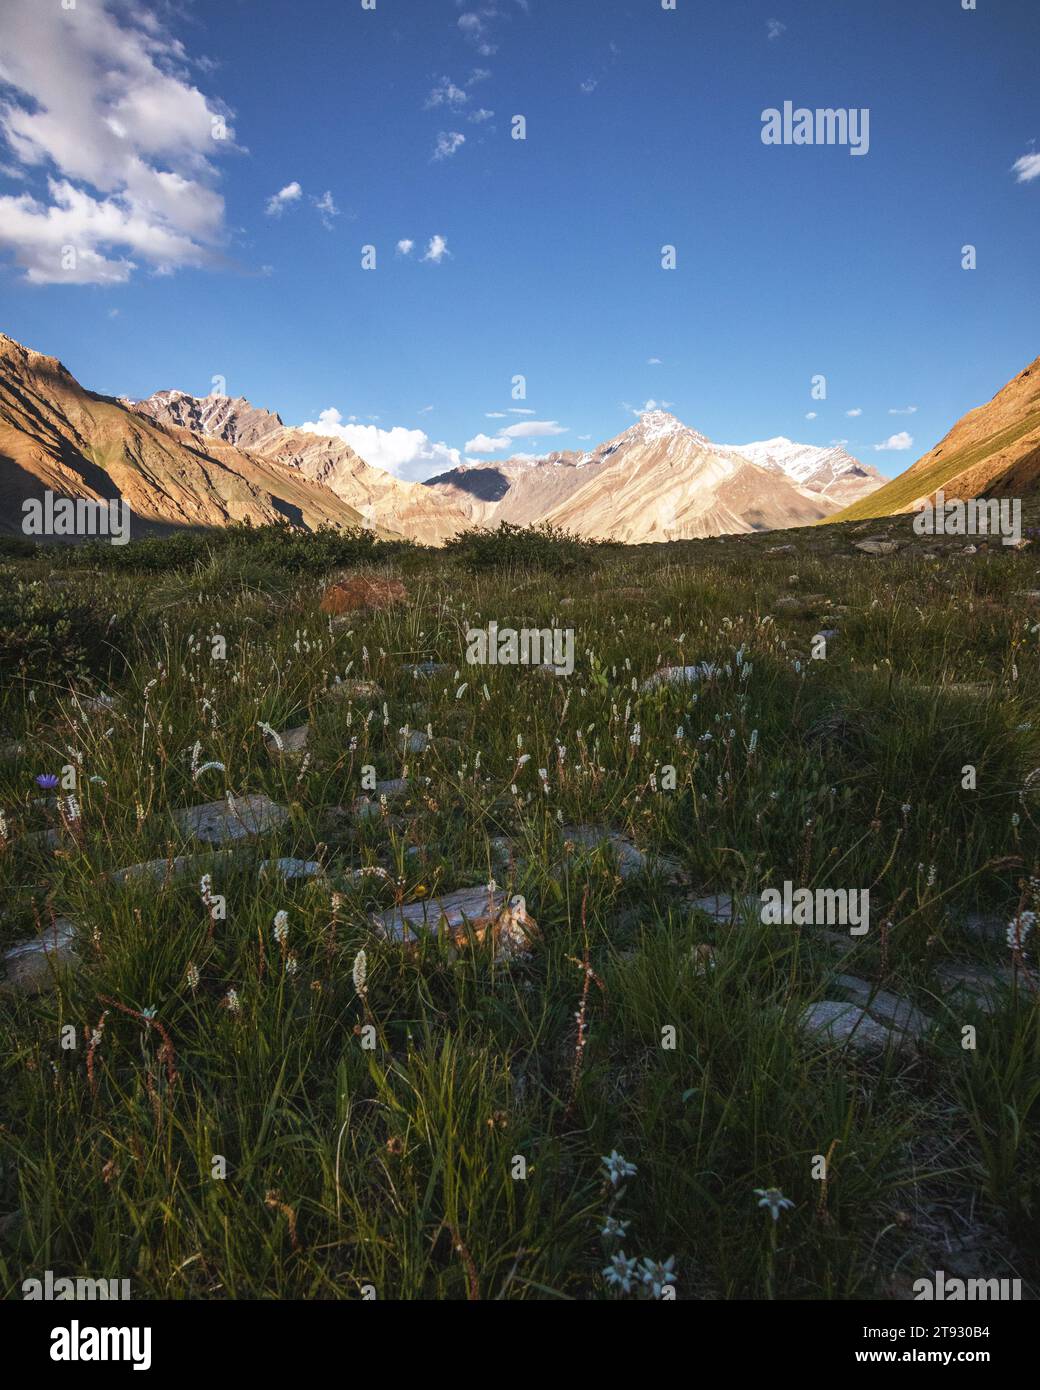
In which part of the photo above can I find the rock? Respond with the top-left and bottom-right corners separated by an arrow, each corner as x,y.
958,911 -> 1006,943
373,886 -> 539,961
175,794 -> 289,845
264,722 -> 310,762
831,973 -> 932,1038
1,917 -> 77,995
0,740 -> 25,760
562,825 -> 683,883
260,858 -> 325,881
318,679 -> 383,703
767,544 -> 796,554
816,929 -> 857,957
800,1000 -> 911,1053
399,731 -> 460,755
854,540 -> 900,556
641,663 -> 718,691
319,577 -> 408,615
934,962 -> 1019,1013
405,661 -> 451,678
686,893 -> 756,924
17,827 -> 66,852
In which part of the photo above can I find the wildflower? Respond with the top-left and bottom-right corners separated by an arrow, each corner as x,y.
901,803 -> 912,815
273,909 -> 289,946
1007,910 -> 1035,953
602,1251 -> 640,1294
285,953 -> 299,977
754,1187 -> 795,1222
35,774 -> 59,790
602,1150 -> 637,1187
224,988 -> 241,1015
194,761 -> 225,780
352,948 -> 368,998
186,962 -> 200,992
600,1216 -> 630,1240
640,1256 -> 677,1298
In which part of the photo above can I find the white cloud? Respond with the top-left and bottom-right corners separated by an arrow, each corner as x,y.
630,398 -> 673,415
467,68 -> 492,87
805,411 -> 818,420
311,189 -> 340,228
1012,152 -> 1040,183
300,407 -> 462,481
0,0 -> 236,284
888,405 -> 918,415
396,238 -> 415,256
485,411 -> 507,418
508,407 -> 535,414
580,78 -> 599,94
432,131 -> 466,161
767,20 -> 787,40
465,432 -> 510,452
468,108 -> 495,124
265,182 -> 302,216
422,234 -> 450,263
846,407 -> 862,417
458,12 -> 497,56
425,77 -> 468,109
873,431 -> 914,452
501,419 -> 567,439
647,356 -> 662,365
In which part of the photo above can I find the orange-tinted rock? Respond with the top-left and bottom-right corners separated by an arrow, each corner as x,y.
319,576 -> 408,615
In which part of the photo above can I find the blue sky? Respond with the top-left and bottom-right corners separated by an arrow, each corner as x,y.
0,0 -> 1037,479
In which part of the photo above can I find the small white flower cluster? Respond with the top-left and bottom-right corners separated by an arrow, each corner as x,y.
1007,910 -> 1035,954
273,909 -> 289,946
599,1152 -> 677,1298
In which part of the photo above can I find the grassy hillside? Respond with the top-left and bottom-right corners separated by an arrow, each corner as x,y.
1,517 -> 1039,1300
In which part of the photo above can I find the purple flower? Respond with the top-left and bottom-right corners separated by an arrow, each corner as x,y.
35,774 -> 59,790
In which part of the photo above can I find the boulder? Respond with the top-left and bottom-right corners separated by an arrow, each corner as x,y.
175,794 -> 289,845
1,917 -> 77,995
373,886 -> 539,961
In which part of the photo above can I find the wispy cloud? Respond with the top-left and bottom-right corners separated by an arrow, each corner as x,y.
311,190 -> 340,229
432,131 -> 466,161
396,239 -> 415,256
888,405 -> 918,415
1012,151 -> 1040,183
767,19 -> 787,41
846,407 -> 862,417
425,76 -> 468,109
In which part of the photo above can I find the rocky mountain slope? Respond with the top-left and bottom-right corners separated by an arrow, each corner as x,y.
828,354 -> 1040,524
725,437 -> 885,506
427,412 -> 852,543
0,336 -> 373,539
135,390 -> 468,545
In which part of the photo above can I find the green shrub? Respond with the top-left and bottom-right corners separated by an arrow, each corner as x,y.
0,572 -> 128,687
444,521 -> 607,573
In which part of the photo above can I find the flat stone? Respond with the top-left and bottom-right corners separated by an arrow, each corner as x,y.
264,723 -> 310,761
1,917 -> 77,995
318,679 -> 383,703
175,794 -> 289,845
562,825 -> 683,882
960,911 -> 1006,943
373,886 -> 539,961
800,1000 -> 910,1053
641,663 -> 718,691
817,929 -> 857,956
405,662 -> 451,678
854,540 -> 900,556
686,893 -> 756,924
831,973 -> 932,1038
260,857 -> 325,881
934,962 -> 1019,1014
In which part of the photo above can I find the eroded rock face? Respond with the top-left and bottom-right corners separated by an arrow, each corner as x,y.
1,917 -> 77,995
319,577 -> 408,615
373,887 -> 539,962
175,795 -> 289,845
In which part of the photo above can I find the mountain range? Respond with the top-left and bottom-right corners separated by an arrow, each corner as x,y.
4,329 -> 1035,546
